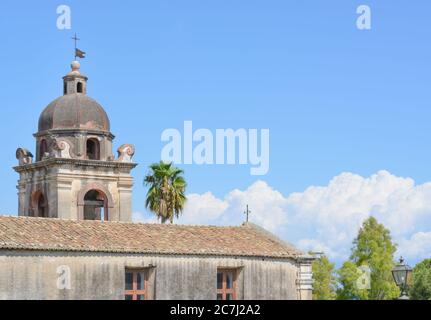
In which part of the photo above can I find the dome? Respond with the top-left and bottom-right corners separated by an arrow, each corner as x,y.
38,94 -> 110,132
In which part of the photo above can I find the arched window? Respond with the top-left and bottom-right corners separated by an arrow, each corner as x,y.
39,139 -> 48,161
83,190 -> 108,221
31,191 -> 48,217
37,193 -> 48,218
77,82 -> 83,93
86,138 -> 100,160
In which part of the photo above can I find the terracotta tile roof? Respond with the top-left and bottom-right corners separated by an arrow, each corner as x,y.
0,216 -> 301,259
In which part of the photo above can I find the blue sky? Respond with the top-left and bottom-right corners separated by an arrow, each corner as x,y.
0,1 -> 430,264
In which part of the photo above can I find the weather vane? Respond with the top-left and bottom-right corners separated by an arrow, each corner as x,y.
72,33 -> 86,60
244,204 -> 251,223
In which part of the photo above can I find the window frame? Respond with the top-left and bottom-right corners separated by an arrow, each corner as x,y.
217,268 -> 238,300
124,269 -> 148,300
86,138 -> 100,160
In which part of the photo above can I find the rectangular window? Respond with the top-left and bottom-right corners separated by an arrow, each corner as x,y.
217,269 -> 237,300
125,269 -> 148,300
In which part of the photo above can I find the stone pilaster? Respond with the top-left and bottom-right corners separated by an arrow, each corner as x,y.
296,255 -> 315,300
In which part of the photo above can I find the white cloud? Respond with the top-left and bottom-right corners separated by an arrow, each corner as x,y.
133,211 -> 158,223
177,181 -> 288,231
179,192 -> 228,224
285,170 -> 431,262
397,232 -> 431,261
296,238 -> 340,260
134,171 -> 431,264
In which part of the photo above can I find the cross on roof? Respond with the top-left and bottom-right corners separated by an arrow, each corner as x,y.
71,33 -> 80,57
71,33 -> 86,59
244,205 -> 251,223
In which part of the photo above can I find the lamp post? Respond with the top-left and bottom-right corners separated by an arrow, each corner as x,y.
391,257 -> 413,300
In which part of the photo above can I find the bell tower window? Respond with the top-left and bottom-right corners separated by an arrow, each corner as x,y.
86,138 -> 100,160
37,193 -> 48,218
83,190 -> 108,221
39,139 -> 48,161
31,191 -> 48,218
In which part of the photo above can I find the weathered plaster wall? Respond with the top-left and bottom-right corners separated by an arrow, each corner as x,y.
0,250 -> 303,300
15,162 -> 135,222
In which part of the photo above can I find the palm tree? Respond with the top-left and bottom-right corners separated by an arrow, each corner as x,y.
144,161 -> 187,223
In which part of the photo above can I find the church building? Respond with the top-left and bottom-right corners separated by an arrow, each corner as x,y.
0,60 -> 313,300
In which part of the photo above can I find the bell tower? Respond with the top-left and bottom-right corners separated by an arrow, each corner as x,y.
14,61 -> 137,222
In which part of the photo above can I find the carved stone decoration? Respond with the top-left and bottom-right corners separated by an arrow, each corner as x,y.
16,148 -> 34,165
117,144 -> 135,162
51,139 -> 72,158
15,60 -> 137,223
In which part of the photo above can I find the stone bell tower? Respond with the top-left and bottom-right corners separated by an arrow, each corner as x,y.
14,61 -> 137,222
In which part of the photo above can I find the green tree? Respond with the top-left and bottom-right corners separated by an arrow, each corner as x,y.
312,255 -> 337,300
410,259 -> 431,300
336,261 -> 363,300
144,161 -> 187,223
336,216 -> 400,300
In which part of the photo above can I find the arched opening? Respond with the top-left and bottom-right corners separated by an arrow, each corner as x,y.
83,190 -> 108,221
39,139 -> 48,161
77,82 -> 83,93
31,190 -> 48,217
86,138 -> 100,160
37,193 -> 48,218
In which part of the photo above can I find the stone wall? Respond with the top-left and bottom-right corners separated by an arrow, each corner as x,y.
15,159 -> 135,221
0,250 -> 305,300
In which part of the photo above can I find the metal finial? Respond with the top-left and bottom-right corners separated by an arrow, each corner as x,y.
244,205 -> 251,223
71,33 -> 86,59
71,33 -> 80,59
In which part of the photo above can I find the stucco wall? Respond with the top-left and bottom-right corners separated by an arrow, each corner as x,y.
0,250 -> 302,300
16,162 -> 135,222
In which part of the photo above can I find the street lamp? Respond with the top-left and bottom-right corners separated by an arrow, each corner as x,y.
391,257 -> 413,300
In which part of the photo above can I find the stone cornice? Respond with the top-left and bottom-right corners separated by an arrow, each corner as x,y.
14,158 -> 137,173
33,128 -> 115,140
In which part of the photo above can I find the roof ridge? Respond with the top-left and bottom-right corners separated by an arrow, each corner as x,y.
0,215 -> 245,229
242,222 -> 303,255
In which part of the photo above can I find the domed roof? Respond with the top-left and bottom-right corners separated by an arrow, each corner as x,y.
38,93 -> 110,132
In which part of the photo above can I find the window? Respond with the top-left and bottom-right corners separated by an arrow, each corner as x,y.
217,269 -> 237,300
86,138 -> 100,160
77,82 -> 83,93
31,191 -> 48,217
39,139 -> 48,161
83,189 -> 108,221
125,269 -> 148,300
37,193 -> 48,218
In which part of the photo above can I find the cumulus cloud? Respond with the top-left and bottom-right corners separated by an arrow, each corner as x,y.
179,192 -> 228,225
285,170 -> 431,261
134,170 -> 431,264
397,232 -> 431,261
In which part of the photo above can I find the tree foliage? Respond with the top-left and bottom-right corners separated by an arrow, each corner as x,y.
312,255 -> 337,300
410,259 -> 431,300
336,217 -> 399,300
144,161 -> 187,223
336,261 -> 363,300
